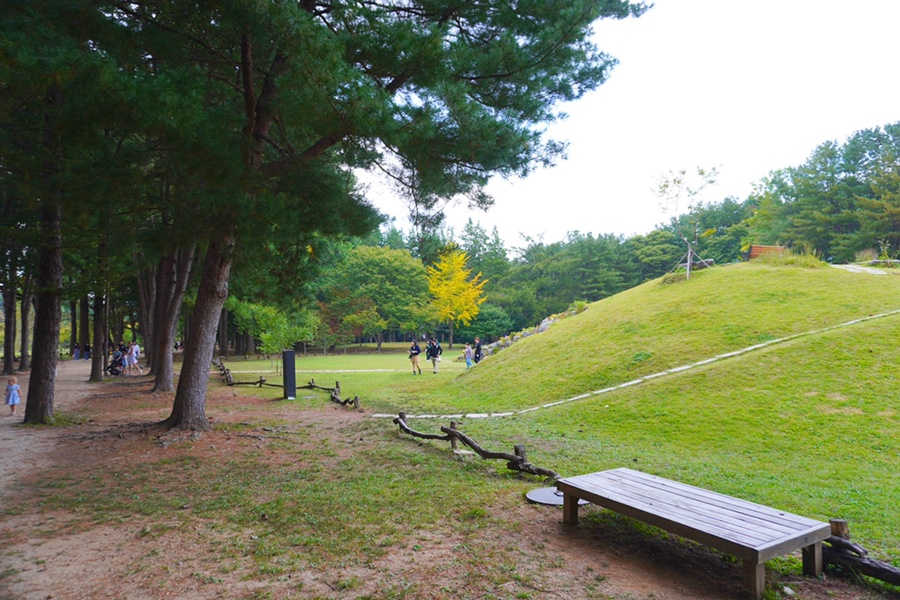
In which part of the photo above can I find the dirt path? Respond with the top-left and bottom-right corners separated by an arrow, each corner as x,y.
0,359 -> 98,495
831,264 -> 888,275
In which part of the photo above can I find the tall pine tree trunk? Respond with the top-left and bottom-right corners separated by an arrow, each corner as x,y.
160,35 -> 282,430
78,295 -> 90,355
69,300 -> 77,356
25,86 -> 64,424
151,246 -> 195,393
2,281 -> 15,375
182,311 -> 191,350
26,209 -> 62,424
136,263 -> 156,371
1,195 -> 19,374
162,235 -> 233,430
89,292 -> 105,382
19,283 -> 32,372
137,258 -> 156,373
217,307 -> 229,358
90,237 -> 110,380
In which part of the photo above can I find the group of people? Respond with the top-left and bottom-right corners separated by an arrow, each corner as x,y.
408,338 -> 443,374
408,336 -> 483,374
463,337 -> 483,369
5,339 -> 146,414
107,341 -> 143,376
72,342 -> 92,360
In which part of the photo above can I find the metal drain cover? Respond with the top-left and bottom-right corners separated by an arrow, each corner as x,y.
525,487 -> 588,506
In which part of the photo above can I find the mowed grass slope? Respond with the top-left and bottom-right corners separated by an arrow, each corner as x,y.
349,261 -> 900,559
452,313 -> 900,551
233,260 -> 900,556
427,262 -> 900,414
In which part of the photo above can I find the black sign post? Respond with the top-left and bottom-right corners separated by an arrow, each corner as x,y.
282,350 -> 296,399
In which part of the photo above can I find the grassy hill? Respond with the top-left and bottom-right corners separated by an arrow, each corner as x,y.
118,259 -> 900,572
362,260 -> 900,558
379,261 -> 900,413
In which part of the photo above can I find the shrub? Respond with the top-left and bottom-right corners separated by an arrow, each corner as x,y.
755,248 -> 826,268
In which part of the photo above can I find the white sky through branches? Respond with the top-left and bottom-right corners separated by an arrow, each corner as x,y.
369,0 -> 900,249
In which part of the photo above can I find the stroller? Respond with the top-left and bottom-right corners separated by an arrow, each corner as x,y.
105,353 -> 125,376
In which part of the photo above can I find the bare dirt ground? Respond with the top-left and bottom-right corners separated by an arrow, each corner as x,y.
0,360 -> 897,600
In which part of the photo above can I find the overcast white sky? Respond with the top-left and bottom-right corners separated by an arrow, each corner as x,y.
370,0 -> 900,249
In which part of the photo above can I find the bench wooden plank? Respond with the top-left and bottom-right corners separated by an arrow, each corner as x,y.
572,472 -> 796,537
611,468 -> 819,529
567,469 -> 825,532
593,469 -> 820,528
565,480 -> 779,550
577,470 -> 820,550
558,477 -> 770,560
557,468 -> 830,599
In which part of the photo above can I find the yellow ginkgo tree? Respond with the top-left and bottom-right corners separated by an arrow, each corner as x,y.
426,250 -> 487,348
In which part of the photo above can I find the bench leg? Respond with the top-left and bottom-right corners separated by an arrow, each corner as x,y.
742,561 -> 765,600
562,492 -> 579,525
801,542 -> 823,577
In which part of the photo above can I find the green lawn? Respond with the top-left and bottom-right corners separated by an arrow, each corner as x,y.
221,262 -> 900,564
23,260 -> 899,598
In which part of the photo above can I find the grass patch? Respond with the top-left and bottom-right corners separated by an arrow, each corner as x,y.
198,263 -> 900,559
9,262 -> 900,597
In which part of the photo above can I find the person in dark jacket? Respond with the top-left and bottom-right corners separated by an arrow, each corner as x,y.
408,340 -> 422,375
473,337 -> 483,364
425,339 -> 443,373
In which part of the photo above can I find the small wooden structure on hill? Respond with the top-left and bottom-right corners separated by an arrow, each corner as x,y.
747,245 -> 785,260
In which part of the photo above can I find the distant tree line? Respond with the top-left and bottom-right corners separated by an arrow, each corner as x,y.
5,122 -> 900,377
326,121 -> 900,341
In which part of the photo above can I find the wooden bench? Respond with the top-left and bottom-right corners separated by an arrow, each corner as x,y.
556,468 -> 830,599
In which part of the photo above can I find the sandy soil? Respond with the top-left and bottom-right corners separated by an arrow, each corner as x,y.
0,359 -> 99,488
0,361 -> 896,600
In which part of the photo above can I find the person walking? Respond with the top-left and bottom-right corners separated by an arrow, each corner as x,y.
464,342 -> 473,369
408,340 -> 422,375
426,339 -> 443,374
6,376 -> 21,416
132,341 -> 143,375
473,337 -> 483,364
124,342 -> 136,375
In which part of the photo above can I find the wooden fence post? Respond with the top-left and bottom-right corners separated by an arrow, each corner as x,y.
830,519 -> 850,539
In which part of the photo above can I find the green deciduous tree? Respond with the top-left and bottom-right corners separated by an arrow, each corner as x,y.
324,245 -> 429,350
230,299 -> 317,356
454,303 -> 513,343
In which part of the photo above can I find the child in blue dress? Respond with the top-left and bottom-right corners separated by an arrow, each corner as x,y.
6,376 -> 21,416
